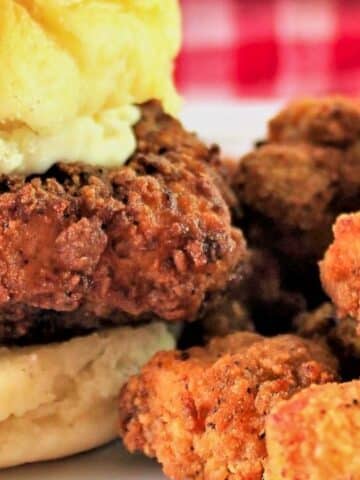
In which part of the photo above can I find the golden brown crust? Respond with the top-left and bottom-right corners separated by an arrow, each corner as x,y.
238,143 -> 340,232
237,96 -> 360,245
118,333 -> 337,480
265,381 -> 360,480
294,302 -> 360,378
218,248 -> 305,338
236,139 -> 360,265
235,97 -> 360,311
269,96 -> 360,146
236,142 -> 343,273
0,102 -> 247,341
194,295 -> 253,342
295,303 -> 360,353
320,213 -> 360,326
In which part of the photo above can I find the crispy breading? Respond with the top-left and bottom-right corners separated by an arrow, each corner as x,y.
238,143 -> 340,233
182,244 -> 306,349
236,139 -> 358,263
269,96 -> 360,205
0,101 -> 246,342
190,295 -> 253,344
269,96 -> 360,146
187,248 -> 305,345
295,303 -> 360,354
235,97 -> 360,310
265,381 -> 360,480
320,212 -> 360,328
237,248 -> 305,335
118,332 -> 337,480
294,302 -> 360,378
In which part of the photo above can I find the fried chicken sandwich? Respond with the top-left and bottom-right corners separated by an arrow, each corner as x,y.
0,0 -> 246,468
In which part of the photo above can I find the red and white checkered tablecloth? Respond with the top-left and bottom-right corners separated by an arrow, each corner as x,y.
175,0 -> 360,99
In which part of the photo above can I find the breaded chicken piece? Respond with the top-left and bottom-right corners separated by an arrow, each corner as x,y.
238,143 -> 340,233
294,302 -> 360,378
269,96 -> 360,146
235,97 -> 360,309
186,295 -> 253,346
268,96 -> 360,204
236,143 -> 340,307
295,303 -> 360,355
0,101 -> 246,342
236,139 -> 360,263
185,248 -> 305,346
320,212 -> 360,329
119,332 -> 337,480
237,248 -> 305,335
265,381 -> 360,480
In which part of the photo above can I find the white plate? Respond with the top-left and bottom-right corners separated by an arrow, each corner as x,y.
4,100 -> 281,480
181,99 -> 280,156
1,443 -> 166,480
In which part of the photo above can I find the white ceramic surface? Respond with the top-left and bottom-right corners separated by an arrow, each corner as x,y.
5,100 -> 281,480
1,442 -> 166,480
181,99 -> 280,156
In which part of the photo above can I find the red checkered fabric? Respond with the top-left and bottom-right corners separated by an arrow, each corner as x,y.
175,0 -> 360,99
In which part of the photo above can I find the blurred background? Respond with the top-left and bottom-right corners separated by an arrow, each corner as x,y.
176,0 -> 360,100
176,0 -> 360,152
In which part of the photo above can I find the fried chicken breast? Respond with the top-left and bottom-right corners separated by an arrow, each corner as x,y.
0,101 -> 246,342
265,381 -> 360,480
118,332 -> 337,480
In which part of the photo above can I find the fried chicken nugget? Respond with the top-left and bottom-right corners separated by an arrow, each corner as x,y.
237,143 -> 341,261
265,380 -> 360,480
269,96 -> 360,205
187,248 -> 305,346
238,98 -> 360,255
236,142 -> 341,308
239,143 -> 340,233
269,96 -> 360,146
235,97 -> 360,310
119,332 -> 337,480
294,302 -> 360,378
320,213 -> 360,328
